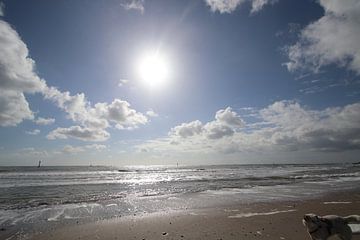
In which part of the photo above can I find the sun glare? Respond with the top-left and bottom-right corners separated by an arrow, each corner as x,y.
138,51 -> 170,89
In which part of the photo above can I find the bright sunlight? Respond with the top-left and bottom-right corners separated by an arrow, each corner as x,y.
137,51 -> 170,89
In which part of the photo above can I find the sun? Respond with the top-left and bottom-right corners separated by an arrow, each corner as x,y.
137,51 -> 170,89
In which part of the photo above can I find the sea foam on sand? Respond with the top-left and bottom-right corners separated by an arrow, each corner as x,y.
228,209 -> 297,218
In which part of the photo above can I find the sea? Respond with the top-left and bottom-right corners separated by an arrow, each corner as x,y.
0,164 -> 359,239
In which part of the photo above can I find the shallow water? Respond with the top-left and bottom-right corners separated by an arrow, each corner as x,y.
0,164 -> 359,238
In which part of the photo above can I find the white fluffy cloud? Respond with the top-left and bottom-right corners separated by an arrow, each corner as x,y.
170,120 -> 204,138
121,0 -> 144,14
0,19 -> 148,141
251,0 -> 276,13
170,107 -> 244,140
285,0 -> 360,75
98,99 -> 148,130
84,144 -> 107,151
118,79 -> 129,87
146,109 -> 158,117
44,86 -> 147,140
215,107 -> 245,127
47,126 -> 110,142
0,20 -> 46,126
62,145 -> 85,154
0,2 -> 4,17
34,117 -> 55,125
204,121 -> 234,139
0,21 -> 46,93
259,101 -> 315,129
0,90 -> 34,126
18,147 -> 48,157
205,0 -> 277,14
259,101 -> 360,152
25,129 -> 40,135
206,0 -> 246,13
62,144 -> 107,154
43,87 -> 100,128
138,101 -> 360,155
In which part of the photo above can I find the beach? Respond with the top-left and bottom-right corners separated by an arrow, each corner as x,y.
29,190 -> 360,240
1,164 -> 360,239
1,0 -> 360,238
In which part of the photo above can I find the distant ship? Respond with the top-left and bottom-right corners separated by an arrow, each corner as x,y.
37,160 -> 41,168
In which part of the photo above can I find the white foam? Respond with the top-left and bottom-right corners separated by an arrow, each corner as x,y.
224,209 -> 240,212
349,224 -> 360,233
228,209 -> 296,218
167,196 -> 180,200
47,208 -> 65,221
0,210 -> 19,225
323,201 -> 352,204
106,203 -> 118,207
204,187 -> 261,195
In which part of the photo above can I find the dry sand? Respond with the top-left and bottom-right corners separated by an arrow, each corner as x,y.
30,191 -> 360,240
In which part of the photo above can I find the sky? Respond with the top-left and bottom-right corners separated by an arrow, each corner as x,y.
0,0 -> 359,166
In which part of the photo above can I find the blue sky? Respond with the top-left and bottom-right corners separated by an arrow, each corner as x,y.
0,0 -> 359,166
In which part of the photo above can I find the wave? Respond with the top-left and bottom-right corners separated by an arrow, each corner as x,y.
228,209 -> 297,218
1,168 -> 358,189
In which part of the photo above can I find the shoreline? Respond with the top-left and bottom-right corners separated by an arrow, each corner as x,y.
28,189 -> 360,240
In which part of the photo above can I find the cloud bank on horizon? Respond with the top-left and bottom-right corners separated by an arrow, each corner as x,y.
0,0 -> 359,165
139,101 -> 360,155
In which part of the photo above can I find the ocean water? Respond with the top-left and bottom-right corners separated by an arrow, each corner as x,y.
0,164 -> 359,238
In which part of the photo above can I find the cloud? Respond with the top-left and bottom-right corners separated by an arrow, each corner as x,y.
146,109 -> 158,117
0,21 -> 46,93
34,117 -> 55,125
250,0 -> 277,13
170,120 -> 203,138
62,144 -> 107,154
0,19 -> 148,141
43,87 -> 98,127
259,100 -> 315,129
44,87 -> 147,132
118,79 -> 129,87
169,107 -> 244,140
215,107 -> 245,127
19,147 -> 48,157
0,90 -> 34,126
0,20 -> 46,126
0,2 -> 4,17
260,101 -> 360,152
285,0 -> 360,75
138,101 -> 360,155
84,144 -> 107,151
206,0 -> 246,13
204,121 -> 234,139
205,0 -> 277,14
62,145 -> 84,154
47,126 -> 110,142
121,0 -> 145,14
98,99 -> 147,130
25,129 -> 40,135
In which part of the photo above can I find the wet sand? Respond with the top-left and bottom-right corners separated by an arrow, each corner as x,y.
30,190 -> 360,240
